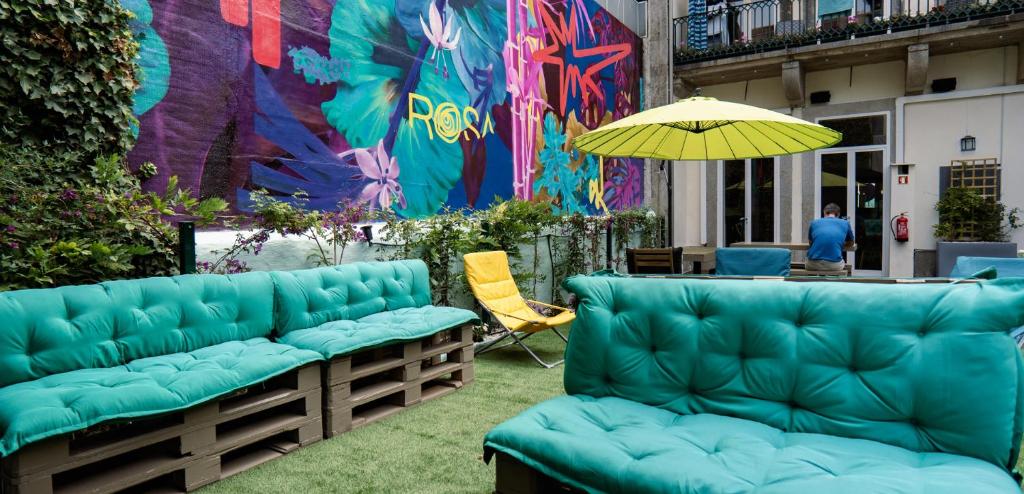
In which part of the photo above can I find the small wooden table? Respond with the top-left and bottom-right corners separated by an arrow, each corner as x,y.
682,246 -> 716,274
729,242 -> 809,250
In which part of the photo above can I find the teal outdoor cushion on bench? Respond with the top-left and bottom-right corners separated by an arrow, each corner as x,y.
714,247 -> 791,276
0,338 -> 321,457
485,276 -> 1024,492
278,305 -> 477,358
271,261 -> 434,336
486,395 -> 1020,494
0,259 -> 472,457
272,261 -> 477,358
0,272 -> 277,388
950,256 -> 1024,278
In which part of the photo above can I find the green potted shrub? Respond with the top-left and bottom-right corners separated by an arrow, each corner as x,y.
933,187 -> 1021,276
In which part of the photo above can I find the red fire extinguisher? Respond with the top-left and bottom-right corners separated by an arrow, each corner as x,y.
890,213 -> 909,242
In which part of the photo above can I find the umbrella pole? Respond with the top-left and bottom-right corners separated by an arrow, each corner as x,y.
605,222 -> 613,269
602,156 -> 613,270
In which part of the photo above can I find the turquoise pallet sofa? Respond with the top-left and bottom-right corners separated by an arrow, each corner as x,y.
272,261 -> 478,359
0,259 -> 476,459
485,276 -> 1024,493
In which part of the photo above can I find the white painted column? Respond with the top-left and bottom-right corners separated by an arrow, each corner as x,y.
672,161 -> 703,246
887,163 -> 916,277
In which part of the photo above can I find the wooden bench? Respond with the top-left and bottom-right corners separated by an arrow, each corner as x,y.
790,262 -> 853,277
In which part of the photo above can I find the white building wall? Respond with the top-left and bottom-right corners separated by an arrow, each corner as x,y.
902,89 -> 1024,252
804,60 -> 906,104
674,46 -> 1022,274
671,162 -> 704,246
701,77 -> 790,110
927,46 -> 1018,91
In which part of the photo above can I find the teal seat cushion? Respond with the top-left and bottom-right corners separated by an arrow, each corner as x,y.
485,395 -> 1021,494
271,260 -> 433,336
0,272 -> 276,387
0,338 -> 321,457
715,248 -> 791,276
561,276 -> 1024,469
950,256 -> 1024,278
278,306 -> 478,358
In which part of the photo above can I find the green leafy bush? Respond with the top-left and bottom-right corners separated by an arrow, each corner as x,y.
212,194 -> 665,305
201,191 -> 372,274
0,0 -> 138,154
934,187 -> 1021,242
0,146 -> 226,289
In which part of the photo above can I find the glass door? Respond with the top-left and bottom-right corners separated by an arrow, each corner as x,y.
854,150 -> 885,272
721,158 -> 777,246
815,148 -> 886,274
722,160 -> 746,247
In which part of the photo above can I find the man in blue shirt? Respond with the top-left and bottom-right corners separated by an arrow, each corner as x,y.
807,203 -> 855,271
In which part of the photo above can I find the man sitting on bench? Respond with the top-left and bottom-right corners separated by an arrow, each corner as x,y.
807,203 -> 855,272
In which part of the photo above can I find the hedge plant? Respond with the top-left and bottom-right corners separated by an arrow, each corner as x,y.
933,187 -> 1021,242
0,146 -> 227,290
0,0 -> 138,155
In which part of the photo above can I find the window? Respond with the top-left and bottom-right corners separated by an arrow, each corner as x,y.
818,115 -> 887,147
948,158 -> 1001,200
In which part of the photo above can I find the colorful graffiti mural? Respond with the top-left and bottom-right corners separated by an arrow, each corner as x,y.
126,0 -> 644,217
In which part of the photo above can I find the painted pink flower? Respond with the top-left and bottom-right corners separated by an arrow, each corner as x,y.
420,1 -> 461,78
357,140 -> 406,210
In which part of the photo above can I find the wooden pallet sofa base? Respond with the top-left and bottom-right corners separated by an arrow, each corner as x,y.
493,452 -> 581,494
323,324 -> 475,437
2,364 -> 322,494
484,276 -> 1024,493
1,259 -> 477,494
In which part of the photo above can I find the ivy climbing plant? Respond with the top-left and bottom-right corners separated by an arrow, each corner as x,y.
0,0 -> 139,155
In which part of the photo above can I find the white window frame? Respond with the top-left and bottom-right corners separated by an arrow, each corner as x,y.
813,111 -> 891,276
716,157 -> 781,246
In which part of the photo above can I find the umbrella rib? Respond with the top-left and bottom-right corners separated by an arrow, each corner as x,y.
589,127 -> 634,156
580,125 -> 633,153
774,120 -> 838,145
768,121 -> 826,146
629,124 -> 663,156
593,124 -> 638,155
797,122 -> 841,142
650,126 -> 675,159
732,121 -> 768,158
675,125 -> 690,158
598,125 -> 651,156
748,120 -> 803,152
774,120 -> 839,145
715,126 -> 739,160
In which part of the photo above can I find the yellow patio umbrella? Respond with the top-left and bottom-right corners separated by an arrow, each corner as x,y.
574,96 -> 841,160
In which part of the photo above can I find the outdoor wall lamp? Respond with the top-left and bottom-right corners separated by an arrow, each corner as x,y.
960,135 -> 976,152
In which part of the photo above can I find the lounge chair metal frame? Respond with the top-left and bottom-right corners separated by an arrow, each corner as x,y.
464,251 -> 574,368
473,300 -> 571,368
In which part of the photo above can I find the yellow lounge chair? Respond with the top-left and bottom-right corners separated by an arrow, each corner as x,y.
463,251 -> 574,368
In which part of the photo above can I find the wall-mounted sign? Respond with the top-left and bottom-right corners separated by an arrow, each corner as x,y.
898,175 -> 909,185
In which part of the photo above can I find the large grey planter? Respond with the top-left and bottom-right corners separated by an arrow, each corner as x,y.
935,241 -> 1018,277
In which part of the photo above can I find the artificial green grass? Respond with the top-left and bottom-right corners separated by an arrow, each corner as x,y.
202,331 -> 568,494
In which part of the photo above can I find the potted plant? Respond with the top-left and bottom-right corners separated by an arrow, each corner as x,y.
933,187 -> 1021,276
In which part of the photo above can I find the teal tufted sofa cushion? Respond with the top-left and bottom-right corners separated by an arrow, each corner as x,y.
278,306 -> 479,359
714,247 -> 791,276
0,338 -> 321,457
271,260 -> 433,336
0,272 -> 275,387
485,277 -> 1024,493
486,395 -> 1021,493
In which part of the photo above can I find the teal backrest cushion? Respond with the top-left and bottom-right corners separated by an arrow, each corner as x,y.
715,247 -> 791,276
0,272 -> 275,387
563,276 -> 1024,469
272,260 -> 432,335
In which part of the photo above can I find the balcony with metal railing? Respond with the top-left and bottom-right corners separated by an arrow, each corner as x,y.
673,0 -> 1024,64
